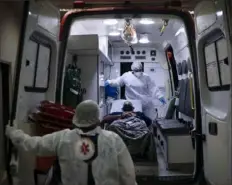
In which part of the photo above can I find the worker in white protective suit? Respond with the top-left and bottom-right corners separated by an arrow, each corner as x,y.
5,100 -> 137,185
106,61 -> 166,120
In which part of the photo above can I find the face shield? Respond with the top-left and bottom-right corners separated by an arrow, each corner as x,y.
133,71 -> 143,78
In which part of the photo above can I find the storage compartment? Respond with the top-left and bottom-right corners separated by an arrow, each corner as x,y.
155,119 -> 194,171
28,101 -> 74,179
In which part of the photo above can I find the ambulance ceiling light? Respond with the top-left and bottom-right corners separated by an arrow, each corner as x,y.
103,19 -> 118,25
140,18 -> 154,25
139,35 -> 149,44
216,11 -> 223,16
109,31 -> 121,36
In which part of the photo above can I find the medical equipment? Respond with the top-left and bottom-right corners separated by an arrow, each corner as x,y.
63,55 -> 86,108
159,19 -> 169,36
121,19 -> 137,45
121,19 -> 137,53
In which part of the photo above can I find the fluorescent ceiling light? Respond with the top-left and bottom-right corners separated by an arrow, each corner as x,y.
118,28 -> 123,31
109,31 -> 120,36
103,19 -> 118,25
175,27 -> 185,36
139,38 -> 149,44
140,18 -> 154,25
139,35 -> 149,44
216,11 -> 223,16
163,41 -> 168,48
189,11 -> 194,14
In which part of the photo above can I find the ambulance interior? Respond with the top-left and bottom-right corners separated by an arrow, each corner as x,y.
61,15 -> 195,178
1,0 -> 231,185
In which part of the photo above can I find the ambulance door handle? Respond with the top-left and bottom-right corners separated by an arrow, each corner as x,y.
208,122 -> 218,136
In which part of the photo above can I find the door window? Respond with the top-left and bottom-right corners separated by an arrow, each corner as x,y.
204,36 -> 230,90
216,38 -> 229,85
24,37 -> 51,92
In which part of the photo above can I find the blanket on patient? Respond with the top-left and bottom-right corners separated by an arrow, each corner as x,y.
101,112 -> 152,127
109,116 -> 149,139
107,116 -> 157,161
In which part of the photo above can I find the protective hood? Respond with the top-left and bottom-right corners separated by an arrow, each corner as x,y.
72,100 -> 100,128
131,61 -> 143,71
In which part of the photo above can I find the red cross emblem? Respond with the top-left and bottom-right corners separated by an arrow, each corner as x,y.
81,142 -> 89,155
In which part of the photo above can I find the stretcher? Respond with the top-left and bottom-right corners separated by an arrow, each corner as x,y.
29,101 -> 75,134
29,101 -> 75,184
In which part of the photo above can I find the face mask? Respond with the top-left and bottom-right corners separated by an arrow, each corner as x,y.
134,72 -> 143,78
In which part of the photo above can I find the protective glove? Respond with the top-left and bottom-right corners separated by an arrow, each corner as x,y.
5,124 -> 16,138
159,97 -> 166,105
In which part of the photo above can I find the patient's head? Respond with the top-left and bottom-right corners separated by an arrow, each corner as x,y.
122,101 -> 134,112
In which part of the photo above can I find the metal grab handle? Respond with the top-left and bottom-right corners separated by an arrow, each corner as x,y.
189,73 -> 195,110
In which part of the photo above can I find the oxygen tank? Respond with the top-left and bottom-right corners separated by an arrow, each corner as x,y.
63,55 -> 86,108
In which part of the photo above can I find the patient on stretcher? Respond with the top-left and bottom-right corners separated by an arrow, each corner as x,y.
101,101 -> 152,127
107,101 -> 149,136
103,101 -> 156,161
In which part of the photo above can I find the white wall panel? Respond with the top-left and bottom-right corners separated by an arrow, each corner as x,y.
78,55 -> 99,102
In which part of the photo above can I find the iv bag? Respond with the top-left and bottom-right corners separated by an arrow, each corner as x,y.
121,19 -> 137,45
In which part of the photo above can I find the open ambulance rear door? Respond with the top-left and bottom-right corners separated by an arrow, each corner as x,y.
8,1 -> 60,184
194,0 -> 232,185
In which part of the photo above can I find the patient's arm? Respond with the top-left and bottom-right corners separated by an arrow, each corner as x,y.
101,112 -> 136,127
121,112 -> 136,119
101,114 -> 121,125
109,73 -> 126,87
